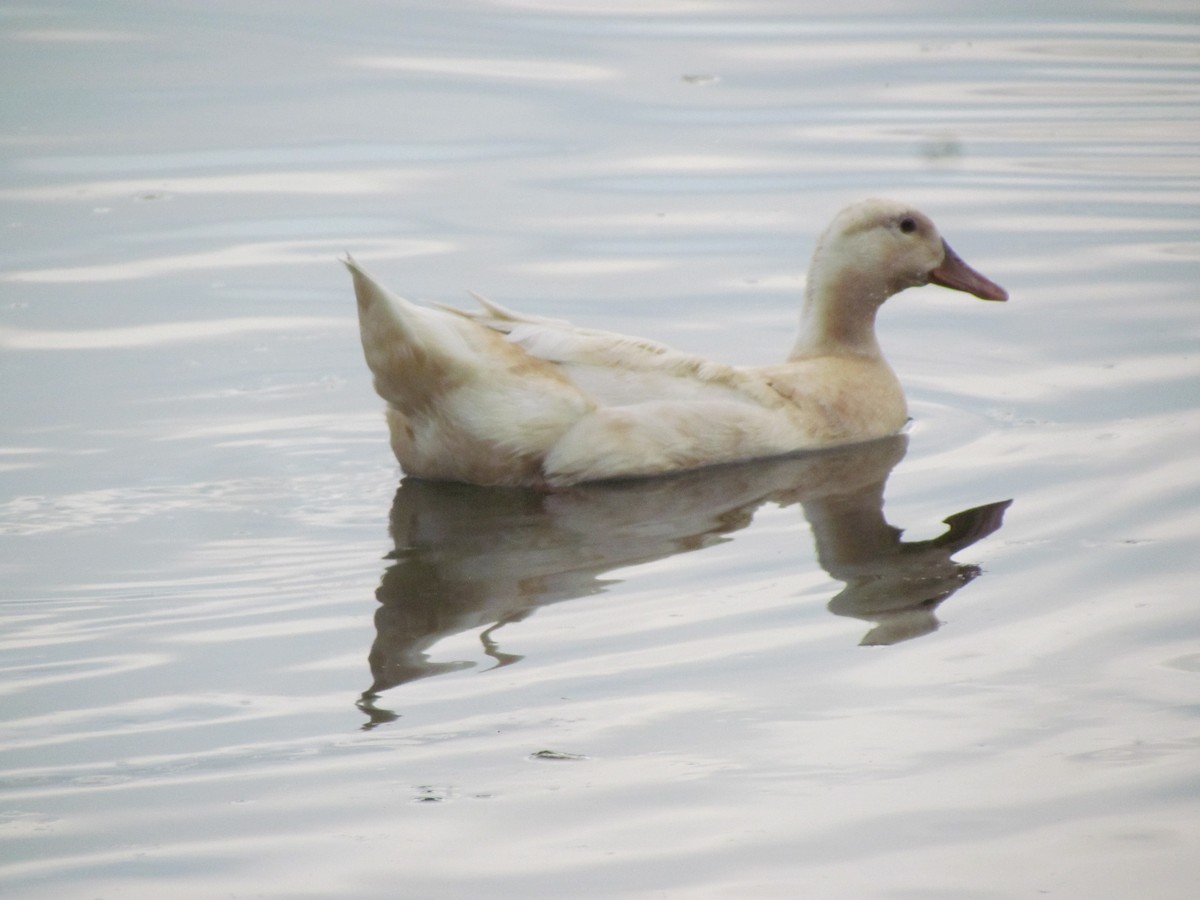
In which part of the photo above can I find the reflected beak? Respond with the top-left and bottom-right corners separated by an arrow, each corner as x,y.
928,239 -> 1008,302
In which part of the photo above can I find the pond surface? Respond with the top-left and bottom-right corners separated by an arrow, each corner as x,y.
2,1 -> 1199,897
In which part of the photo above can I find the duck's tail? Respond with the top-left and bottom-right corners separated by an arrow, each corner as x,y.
343,254 -> 418,341
342,256 -> 595,485
343,255 -> 478,413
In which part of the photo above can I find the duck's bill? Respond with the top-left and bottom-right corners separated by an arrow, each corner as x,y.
929,240 -> 1008,302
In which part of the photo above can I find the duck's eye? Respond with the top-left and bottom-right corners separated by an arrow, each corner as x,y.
899,217 -> 917,234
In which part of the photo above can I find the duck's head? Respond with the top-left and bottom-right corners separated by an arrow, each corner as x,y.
809,199 -> 1008,308
794,199 -> 1007,358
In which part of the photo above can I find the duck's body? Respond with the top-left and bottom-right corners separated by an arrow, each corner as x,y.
347,199 -> 1006,487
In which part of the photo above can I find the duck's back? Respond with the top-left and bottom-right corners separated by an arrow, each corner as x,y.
451,298 -> 789,410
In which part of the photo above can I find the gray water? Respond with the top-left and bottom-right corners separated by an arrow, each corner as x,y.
2,1 -> 1198,897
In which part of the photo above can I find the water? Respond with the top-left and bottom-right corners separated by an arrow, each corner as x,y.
2,1 -> 1198,897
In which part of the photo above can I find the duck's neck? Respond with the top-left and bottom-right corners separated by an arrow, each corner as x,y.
789,265 -> 887,361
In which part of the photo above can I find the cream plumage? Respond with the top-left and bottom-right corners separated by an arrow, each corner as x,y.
346,199 -> 1006,487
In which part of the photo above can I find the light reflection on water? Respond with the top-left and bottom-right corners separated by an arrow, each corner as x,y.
1,0 -> 1199,897
2,238 -> 451,284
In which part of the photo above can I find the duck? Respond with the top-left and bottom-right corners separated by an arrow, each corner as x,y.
345,198 -> 1007,488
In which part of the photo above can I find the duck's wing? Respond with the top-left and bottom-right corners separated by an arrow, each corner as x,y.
443,295 -> 788,409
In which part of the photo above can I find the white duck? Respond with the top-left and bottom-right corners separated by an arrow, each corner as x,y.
346,199 -> 1006,488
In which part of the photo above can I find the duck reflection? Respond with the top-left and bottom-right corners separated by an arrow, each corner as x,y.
359,435 -> 1009,722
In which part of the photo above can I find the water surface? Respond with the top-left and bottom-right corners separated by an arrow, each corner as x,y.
2,1 -> 1199,897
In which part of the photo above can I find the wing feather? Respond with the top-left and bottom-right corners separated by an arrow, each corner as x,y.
442,295 -> 789,410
